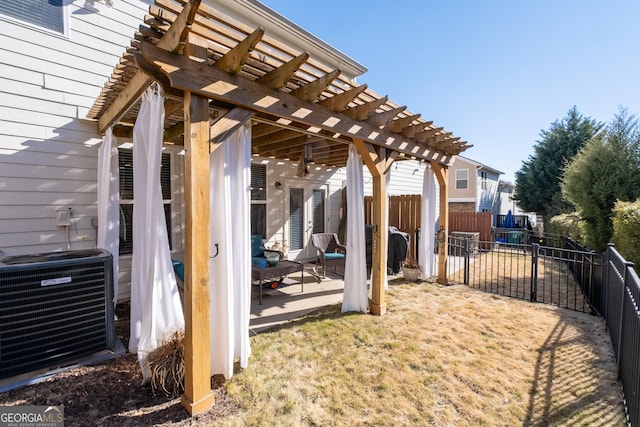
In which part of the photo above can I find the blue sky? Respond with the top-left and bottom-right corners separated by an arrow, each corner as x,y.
259,1 -> 640,182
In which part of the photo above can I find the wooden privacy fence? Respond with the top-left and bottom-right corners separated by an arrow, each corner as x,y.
364,195 -> 421,260
449,211 -> 493,248
364,196 -> 494,257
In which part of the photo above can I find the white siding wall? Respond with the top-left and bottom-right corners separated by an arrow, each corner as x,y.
363,158 -> 440,218
253,156 -> 347,259
363,159 -> 423,196
0,1 -> 152,298
477,169 -> 501,213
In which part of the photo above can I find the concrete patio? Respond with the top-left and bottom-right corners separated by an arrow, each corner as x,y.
249,264 -> 345,334
249,256 -> 460,334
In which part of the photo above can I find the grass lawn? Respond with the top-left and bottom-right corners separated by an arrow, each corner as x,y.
218,282 -> 625,426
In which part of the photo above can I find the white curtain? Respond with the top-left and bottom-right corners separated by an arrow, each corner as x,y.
129,85 -> 185,381
420,166 -> 437,278
342,144 -> 368,313
97,127 -> 119,305
209,122 -> 252,378
383,169 -> 391,291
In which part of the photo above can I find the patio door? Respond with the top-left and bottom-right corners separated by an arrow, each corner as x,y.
286,181 -> 328,261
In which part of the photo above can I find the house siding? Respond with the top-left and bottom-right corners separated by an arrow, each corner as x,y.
477,169 -> 501,213
0,1 -> 152,299
448,157 -> 477,200
252,157 -> 347,260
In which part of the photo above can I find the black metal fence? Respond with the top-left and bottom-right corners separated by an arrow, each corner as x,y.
447,235 -> 639,426
602,244 -> 639,426
447,235 -> 600,313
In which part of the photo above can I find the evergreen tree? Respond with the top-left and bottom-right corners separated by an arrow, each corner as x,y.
561,108 -> 640,251
513,107 -> 601,219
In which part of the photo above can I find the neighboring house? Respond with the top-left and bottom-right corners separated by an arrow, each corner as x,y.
497,181 -> 537,228
497,181 -> 526,217
448,156 -> 503,215
0,0 -> 366,300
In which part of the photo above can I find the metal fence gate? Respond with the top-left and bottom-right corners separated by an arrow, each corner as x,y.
447,235 -> 602,314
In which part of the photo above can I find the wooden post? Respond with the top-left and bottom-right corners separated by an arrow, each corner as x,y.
370,162 -> 388,316
181,33 -> 214,416
430,161 -> 449,285
352,139 -> 394,316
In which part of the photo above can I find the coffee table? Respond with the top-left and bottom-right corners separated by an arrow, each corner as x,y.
252,260 -> 304,304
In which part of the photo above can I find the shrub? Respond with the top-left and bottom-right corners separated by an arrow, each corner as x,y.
612,200 -> 640,267
547,213 -> 585,243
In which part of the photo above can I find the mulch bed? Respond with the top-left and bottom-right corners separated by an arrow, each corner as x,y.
0,302 -> 238,426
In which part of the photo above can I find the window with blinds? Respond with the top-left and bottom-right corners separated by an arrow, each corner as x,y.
251,164 -> 267,238
289,188 -> 304,251
0,0 -> 65,33
118,149 -> 172,255
456,169 -> 469,190
312,189 -> 325,234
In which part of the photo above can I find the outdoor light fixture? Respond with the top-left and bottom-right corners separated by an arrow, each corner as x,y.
303,143 -> 314,164
274,181 -> 283,190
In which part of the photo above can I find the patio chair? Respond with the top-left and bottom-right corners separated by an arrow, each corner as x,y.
251,234 -> 284,268
311,233 -> 346,278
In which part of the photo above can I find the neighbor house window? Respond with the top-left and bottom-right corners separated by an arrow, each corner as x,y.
456,169 -> 468,190
480,170 -> 487,190
118,149 -> 173,255
0,0 -> 66,33
251,164 -> 267,238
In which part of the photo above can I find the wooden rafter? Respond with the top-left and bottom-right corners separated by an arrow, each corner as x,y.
256,52 -> 309,89
402,121 -> 431,138
415,127 -> 444,143
97,0 -> 201,133
164,121 -> 184,142
252,128 -> 305,148
209,107 -> 254,150
214,27 -> 264,74
135,40 -> 453,164
318,84 -> 367,111
368,105 -> 406,128
436,137 -> 461,151
343,96 -> 388,121
387,114 -> 420,133
250,121 -> 283,138
290,69 -> 341,102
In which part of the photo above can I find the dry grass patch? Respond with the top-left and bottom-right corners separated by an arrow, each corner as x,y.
465,250 -> 590,311
220,282 -> 625,426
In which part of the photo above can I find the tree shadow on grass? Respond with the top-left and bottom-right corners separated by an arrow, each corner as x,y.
523,318 -> 625,426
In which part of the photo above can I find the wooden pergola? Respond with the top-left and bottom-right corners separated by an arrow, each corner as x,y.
87,0 -> 471,415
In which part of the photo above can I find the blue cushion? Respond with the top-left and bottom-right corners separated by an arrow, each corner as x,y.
252,257 -> 267,268
251,235 -> 264,258
324,252 -> 345,260
172,259 -> 184,282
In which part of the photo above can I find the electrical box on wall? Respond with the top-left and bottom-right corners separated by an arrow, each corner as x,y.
56,208 -> 71,227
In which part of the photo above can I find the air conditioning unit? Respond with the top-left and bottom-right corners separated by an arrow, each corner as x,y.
0,249 -> 122,390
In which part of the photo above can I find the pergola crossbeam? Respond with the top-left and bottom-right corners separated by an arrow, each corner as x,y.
135,40 -> 453,165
